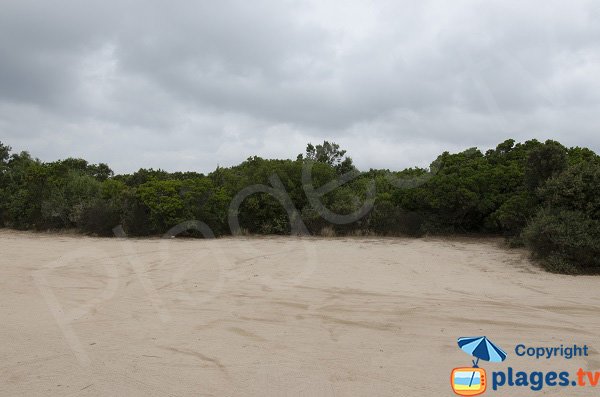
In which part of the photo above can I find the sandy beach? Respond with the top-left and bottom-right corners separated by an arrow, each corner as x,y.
1,230 -> 599,396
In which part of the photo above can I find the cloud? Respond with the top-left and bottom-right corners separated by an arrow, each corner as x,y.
1,0 -> 599,173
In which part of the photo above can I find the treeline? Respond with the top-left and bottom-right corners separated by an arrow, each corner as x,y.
0,139 -> 599,274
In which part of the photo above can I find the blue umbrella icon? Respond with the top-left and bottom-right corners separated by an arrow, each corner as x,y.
458,336 -> 507,386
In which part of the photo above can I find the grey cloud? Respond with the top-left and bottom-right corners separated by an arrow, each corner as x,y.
1,0 -> 599,173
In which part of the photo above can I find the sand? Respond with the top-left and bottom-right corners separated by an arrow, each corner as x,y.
1,230 -> 599,396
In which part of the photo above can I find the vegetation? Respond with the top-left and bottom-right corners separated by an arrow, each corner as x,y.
1,138 -> 599,274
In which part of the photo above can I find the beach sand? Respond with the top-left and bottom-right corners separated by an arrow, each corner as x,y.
1,230 -> 599,396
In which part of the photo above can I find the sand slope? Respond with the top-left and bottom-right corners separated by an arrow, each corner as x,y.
1,231 -> 599,396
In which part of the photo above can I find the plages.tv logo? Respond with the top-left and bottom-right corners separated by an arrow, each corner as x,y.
451,336 -> 508,396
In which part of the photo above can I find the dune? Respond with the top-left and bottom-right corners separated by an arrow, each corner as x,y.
1,230 -> 598,396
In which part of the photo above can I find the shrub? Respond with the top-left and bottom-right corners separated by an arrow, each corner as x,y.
369,200 -> 424,236
539,160 -> 600,219
490,191 -> 537,235
301,206 -> 327,234
524,140 -> 568,191
38,171 -> 102,229
78,200 -> 121,236
523,208 -> 600,274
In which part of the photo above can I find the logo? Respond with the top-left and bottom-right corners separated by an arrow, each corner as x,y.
451,338 -> 599,393
451,336 -> 507,396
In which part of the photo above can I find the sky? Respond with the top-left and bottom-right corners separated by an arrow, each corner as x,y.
1,0 -> 599,174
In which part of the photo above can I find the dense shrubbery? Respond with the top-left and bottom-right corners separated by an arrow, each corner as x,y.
1,139 -> 599,274
523,160 -> 600,273
523,209 -> 600,274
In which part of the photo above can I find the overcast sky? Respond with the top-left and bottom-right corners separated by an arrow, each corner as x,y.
1,0 -> 599,173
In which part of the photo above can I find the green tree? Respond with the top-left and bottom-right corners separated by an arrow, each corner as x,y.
523,160 -> 600,273
1,137 -> 599,275
524,140 -> 568,191
523,208 -> 600,273
299,141 -> 355,173
0,142 -> 12,225
538,160 -> 600,219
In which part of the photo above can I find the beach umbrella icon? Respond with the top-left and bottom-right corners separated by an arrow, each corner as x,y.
457,336 -> 507,386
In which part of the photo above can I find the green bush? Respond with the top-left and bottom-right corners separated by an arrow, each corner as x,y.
369,200 -> 424,236
523,208 -> 600,274
40,171 -> 102,229
122,198 -> 152,236
78,200 -> 121,236
539,160 -> 600,219
524,140 -> 568,191
2,138 -> 600,275
301,206 -> 327,234
490,191 -> 537,235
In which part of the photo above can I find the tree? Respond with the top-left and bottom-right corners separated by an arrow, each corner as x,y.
89,163 -> 114,181
41,171 -> 102,228
524,140 -> 568,191
77,179 -> 127,236
523,160 -> 600,273
298,141 -> 355,173
1,137 -> 599,275
0,142 -> 12,225
0,141 -> 10,164
523,208 -> 600,273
